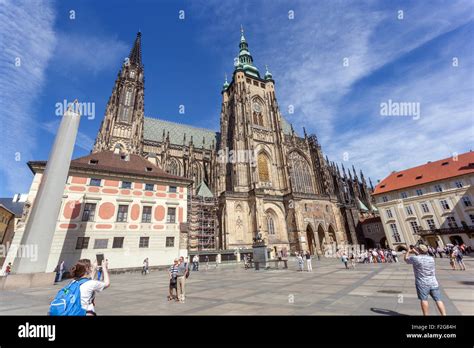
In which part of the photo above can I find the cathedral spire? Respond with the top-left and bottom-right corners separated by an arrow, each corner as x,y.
93,31 -> 145,155
129,31 -> 143,67
235,26 -> 260,77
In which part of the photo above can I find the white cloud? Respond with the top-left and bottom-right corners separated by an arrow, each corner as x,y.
192,0 -> 474,182
0,0 -> 57,195
41,120 -> 94,152
53,33 -> 129,75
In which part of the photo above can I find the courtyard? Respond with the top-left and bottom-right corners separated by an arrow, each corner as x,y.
0,257 -> 472,316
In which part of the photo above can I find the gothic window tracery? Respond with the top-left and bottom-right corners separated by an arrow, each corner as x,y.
252,101 -> 264,127
191,162 -> 202,184
288,151 -> 314,193
119,88 -> 134,123
267,214 -> 275,235
167,158 -> 180,176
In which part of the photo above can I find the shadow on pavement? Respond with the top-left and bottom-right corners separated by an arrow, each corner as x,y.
370,307 -> 409,316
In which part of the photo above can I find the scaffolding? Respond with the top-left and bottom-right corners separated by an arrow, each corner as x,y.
187,182 -> 218,251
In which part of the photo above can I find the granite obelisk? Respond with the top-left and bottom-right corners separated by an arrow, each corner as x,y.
14,103 -> 81,274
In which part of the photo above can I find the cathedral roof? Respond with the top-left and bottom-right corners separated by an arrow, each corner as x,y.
144,116 -> 293,146
144,117 -> 220,148
28,151 -> 193,183
195,181 -> 214,198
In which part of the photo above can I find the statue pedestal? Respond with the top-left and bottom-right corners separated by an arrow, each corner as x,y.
252,241 -> 268,270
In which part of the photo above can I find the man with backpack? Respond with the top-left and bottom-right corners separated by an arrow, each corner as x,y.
49,258 -> 110,316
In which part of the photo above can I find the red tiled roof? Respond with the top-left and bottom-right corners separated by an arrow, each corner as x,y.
28,151 -> 193,184
373,151 -> 474,195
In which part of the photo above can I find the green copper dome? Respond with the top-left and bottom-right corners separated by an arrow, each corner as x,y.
264,65 -> 273,80
222,74 -> 230,91
234,26 -> 260,78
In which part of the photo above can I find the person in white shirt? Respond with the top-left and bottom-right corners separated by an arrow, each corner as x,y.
69,258 -> 110,316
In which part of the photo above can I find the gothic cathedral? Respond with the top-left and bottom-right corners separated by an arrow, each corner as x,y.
93,30 -> 377,254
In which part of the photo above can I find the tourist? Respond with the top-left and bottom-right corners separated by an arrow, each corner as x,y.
350,253 -> 356,268
5,262 -> 12,276
192,254 -> 199,271
305,251 -> 312,272
176,256 -> 188,303
454,246 -> 466,271
391,249 -> 399,263
296,252 -> 304,271
449,249 -> 457,270
215,253 -> 221,268
168,258 -> 179,301
73,259 -> 110,315
436,246 -> 443,258
142,258 -> 149,275
205,255 -> 209,270
341,253 -> 349,269
371,249 -> 378,263
55,260 -> 65,282
405,245 -> 446,315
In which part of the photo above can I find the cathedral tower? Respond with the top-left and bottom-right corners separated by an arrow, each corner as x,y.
218,28 -> 291,250
93,32 -> 145,155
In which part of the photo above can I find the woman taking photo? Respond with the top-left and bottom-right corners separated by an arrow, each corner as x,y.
70,258 -> 111,315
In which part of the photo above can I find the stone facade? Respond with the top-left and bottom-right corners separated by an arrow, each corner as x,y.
92,31 -> 377,254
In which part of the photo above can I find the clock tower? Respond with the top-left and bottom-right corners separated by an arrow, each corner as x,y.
217,28 -> 291,250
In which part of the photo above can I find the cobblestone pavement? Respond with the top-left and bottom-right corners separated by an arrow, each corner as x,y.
1,257 -> 472,315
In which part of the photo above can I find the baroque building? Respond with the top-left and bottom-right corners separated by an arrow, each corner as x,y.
93,30 -> 377,255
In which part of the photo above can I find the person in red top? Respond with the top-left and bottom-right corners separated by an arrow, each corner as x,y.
5,262 -> 12,276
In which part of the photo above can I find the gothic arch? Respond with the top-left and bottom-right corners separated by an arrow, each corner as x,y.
166,157 -> 181,176
190,161 -> 203,184
288,151 -> 314,194
251,96 -> 266,127
317,224 -> 326,254
112,141 -> 128,155
263,203 -> 288,243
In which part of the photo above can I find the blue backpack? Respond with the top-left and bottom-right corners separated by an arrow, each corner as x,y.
49,278 -> 89,316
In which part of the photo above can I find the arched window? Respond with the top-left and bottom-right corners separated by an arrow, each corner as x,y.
119,89 -> 134,123
258,153 -> 270,182
267,214 -> 275,235
167,159 -> 180,176
288,152 -> 314,193
252,100 -> 264,126
191,162 -> 202,184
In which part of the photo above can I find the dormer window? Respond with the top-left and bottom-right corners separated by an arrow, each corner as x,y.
89,159 -> 98,165
441,162 -> 449,166
146,167 -> 152,172
416,175 -> 422,180
397,174 -> 403,178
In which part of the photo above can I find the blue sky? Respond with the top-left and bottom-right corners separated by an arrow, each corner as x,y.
1,0 -> 473,197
